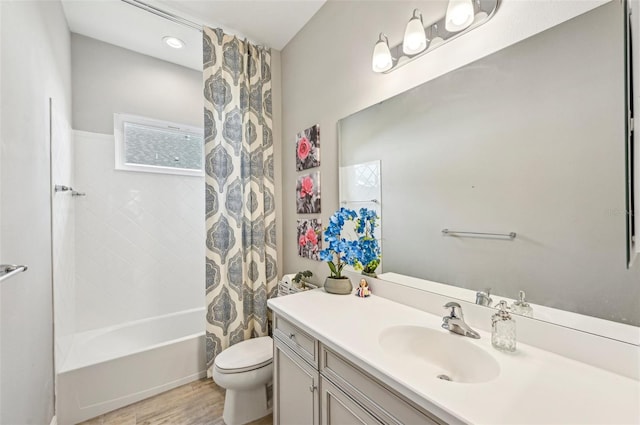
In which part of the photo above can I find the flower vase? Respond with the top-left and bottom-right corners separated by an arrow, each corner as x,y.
324,277 -> 353,295
361,270 -> 377,278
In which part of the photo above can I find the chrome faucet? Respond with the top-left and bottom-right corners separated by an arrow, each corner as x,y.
475,288 -> 493,307
442,302 -> 481,339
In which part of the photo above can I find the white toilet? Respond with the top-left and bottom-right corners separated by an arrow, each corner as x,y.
213,336 -> 274,425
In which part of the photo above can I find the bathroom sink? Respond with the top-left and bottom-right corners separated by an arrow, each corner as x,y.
378,325 -> 500,383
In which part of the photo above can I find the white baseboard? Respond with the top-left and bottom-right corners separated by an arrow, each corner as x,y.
50,415 -> 57,425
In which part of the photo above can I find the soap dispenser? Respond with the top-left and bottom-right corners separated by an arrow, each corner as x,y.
511,290 -> 533,318
491,301 -> 516,352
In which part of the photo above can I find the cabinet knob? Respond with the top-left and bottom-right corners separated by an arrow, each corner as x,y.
309,384 -> 317,392
289,333 -> 296,341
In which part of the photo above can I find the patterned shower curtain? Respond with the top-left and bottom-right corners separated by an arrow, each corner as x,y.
203,27 -> 278,376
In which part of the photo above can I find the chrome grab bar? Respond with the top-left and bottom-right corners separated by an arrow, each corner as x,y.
442,229 -> 517,240
340,199 -> 379,204
0,264 -> 28,283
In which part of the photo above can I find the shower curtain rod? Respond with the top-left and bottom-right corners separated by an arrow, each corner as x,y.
120,0 -> 203,32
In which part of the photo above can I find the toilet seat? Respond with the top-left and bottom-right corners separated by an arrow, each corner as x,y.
214,336 -> 273,374
215,359 -> 272,374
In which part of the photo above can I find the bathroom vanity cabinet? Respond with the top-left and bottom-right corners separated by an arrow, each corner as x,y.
273,314 -> 443,425
268,287 -> 640,425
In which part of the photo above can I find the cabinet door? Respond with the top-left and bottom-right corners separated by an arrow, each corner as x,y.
320,377 -> 381,425
274,338 -> 320,425
320,346 -> 446,425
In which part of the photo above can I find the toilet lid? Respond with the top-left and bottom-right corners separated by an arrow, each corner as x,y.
215,336 -> 273,373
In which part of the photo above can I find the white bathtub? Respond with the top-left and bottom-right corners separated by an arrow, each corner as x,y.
57,307 -> 206,425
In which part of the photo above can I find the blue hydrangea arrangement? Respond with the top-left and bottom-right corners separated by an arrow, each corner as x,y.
355,208 -> 381,274
319,207 -> 381,278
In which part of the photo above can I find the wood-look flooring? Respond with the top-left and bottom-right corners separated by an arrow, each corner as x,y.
79,378 -> 272,425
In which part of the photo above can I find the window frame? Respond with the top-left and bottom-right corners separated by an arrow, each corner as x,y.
114,113 -> 204,177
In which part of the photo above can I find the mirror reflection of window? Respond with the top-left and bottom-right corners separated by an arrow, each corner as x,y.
340,160 -> 382,270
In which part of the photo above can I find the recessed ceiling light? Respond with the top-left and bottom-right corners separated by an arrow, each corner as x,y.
163,36 -> 185,49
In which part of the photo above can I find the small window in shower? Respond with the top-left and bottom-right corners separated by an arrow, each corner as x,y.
114,113 -> 204,176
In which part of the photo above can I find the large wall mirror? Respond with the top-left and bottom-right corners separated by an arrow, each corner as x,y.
339,1 -> 639,340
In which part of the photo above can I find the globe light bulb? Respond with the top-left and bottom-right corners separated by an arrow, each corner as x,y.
372,34 -> 393,73
445,0 -> 475,32
403,11 -> 427,55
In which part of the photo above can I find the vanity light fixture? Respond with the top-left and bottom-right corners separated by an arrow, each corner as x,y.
403,9 -> 428,55
372,0 -> 499,74
162,36 -> 185,49
445,0 -> 475,32
372,33 -> 393,73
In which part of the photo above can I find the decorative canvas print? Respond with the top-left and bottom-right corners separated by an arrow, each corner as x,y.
296,171 -> 321,213
296,124 -> 320,170
297,219 -> 322,260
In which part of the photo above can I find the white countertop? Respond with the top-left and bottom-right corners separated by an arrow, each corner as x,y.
268,289 -> 640,425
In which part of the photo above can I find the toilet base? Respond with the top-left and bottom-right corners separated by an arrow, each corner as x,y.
222,384 -> 272,425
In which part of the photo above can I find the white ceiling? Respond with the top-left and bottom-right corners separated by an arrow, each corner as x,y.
61,0 -> 325,71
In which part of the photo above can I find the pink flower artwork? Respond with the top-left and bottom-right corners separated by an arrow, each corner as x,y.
296,125 -> 320,171
297,219 -> 322,260
300,175 -> 314,198
297,136 -> 311,161
296,171 -> 320,214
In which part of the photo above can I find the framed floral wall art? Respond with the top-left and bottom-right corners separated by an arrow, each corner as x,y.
297,219 -> 322,260
296,171 -> 321,213
296,124 -> 320,170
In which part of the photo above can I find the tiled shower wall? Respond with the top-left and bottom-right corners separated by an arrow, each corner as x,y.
74,130 -> 204,332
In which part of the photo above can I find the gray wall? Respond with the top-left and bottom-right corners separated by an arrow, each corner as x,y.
340,2 -> 640,326
71,34 -> 203,134
280,2 -> 613,305
272,50 -> 284,284
0,0 -> 72,423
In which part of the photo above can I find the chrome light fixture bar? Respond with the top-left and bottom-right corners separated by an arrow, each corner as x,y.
372,0 -> 499,74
